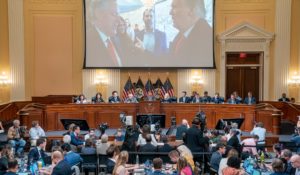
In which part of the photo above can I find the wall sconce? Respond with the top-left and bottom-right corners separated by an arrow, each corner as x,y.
0,72 -> 10,85
191,73 -> 204,85
288,72 -> 300,87
94,73 -> 108,85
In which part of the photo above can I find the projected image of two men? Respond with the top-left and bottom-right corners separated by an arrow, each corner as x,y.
85,0 -> 214,68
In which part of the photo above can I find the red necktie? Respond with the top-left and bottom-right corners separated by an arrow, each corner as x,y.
174,33 -> 185,54
106,39 -> 118,65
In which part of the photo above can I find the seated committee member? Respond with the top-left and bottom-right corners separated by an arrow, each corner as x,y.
191,93 -> 201,103
76,94 -> 87,104
70,125 -> 84,146
7,120 -> 26,157
244,91 -> 256,105
91,92 -> 104,103
179,91 -> 191,103
211,92 -> 224,104
124,93 -> 138,103
201,91 -> 211,103
278,93 -> 290,102
108,91 -> 121,103
227,94 -> 239,104
233,91 -> 242,103
144,91 -> 156,101
29,121 -> 46,146
169,0 -> 213,67
161,93 -> 172,103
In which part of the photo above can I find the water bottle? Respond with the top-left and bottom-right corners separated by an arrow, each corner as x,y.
136,155 -> 139,165
260,151 -> 265,163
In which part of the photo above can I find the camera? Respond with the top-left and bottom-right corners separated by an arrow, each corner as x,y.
99,123 -> 109,135
195,111 -> 206,131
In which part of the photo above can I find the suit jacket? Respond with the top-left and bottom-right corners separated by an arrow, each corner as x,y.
106,158 -> 115,174
161,98 -> 173,103
169,19 -> 213,67
144,96 -> 156,101
210,151 -> 222,171
28,147 -> 48,165
139,143 -> 157,152
135,29 -> 167,57
278,97 -> 290,102
176,125 -> 188,140
185,125 -> 206,152
70,132 -> 84,146
157,144 -> 173,152
227,98 -> 239,104
108,96 -> 121,103
64,152 -> 82,166
179,96 -> 191,103
81,147 -> 96,155
227,135 -> 241,152
91,97 -> 104,103
211,97 -> 224,104
191,97 -> 201,103
124,97 -> 138,103
244,97 -> 256,104
51,160 -> 72,175
201,96 -> 211,103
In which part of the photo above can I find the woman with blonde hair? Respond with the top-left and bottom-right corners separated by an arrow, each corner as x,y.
112,151 -> 129,175
177,145 -> 195,171
218,148 -> 239,175
177,156 -> 193,175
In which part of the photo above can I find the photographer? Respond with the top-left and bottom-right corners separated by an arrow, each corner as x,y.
7,120 -> 26,157
184,117 -> 207,153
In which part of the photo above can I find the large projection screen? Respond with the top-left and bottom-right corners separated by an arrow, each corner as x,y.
84,0 -> 215,68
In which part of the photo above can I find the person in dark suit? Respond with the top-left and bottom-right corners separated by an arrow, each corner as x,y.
179,91 -> 191,103
139,134 -> 157,152
108,91 -> 121,103
144,91 -> 156,101
185,117 -> 206,152
175,119 -> 189,140
85,0 -> 122,67
70,126 -> 84,146
244,91 -> 256,105
227,94 -> 239,104
135,9 -> 167,58
50,151 -> 72,175
211,92 -> 224,104
61,143 -> 82,167
28,138 -> 48,167
169,0 -> 213,67
201,91 -> 211,103
81,139 -> 96,155
161,93 -> 173,103
158,136 -> 173,152
209,143 -> 226,171
3,159 -> 18,175
278,93 -> 290,102
91,92 -> 104,103
227,129 -> 241,153
191,93 -> 201,103
106,145 -> 117,174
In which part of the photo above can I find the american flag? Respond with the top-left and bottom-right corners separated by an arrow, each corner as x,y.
163,78 -> 175,97
154,78 -> 164,99
145,78 -> 154,94
122,77 -> 135,100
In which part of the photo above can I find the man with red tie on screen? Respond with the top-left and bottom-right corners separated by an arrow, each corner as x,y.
169,0 -> 213,67
86,0 -> 122,67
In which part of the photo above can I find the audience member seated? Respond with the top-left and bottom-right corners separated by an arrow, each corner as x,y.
177,145 -> 195,171
201,91 -> 211,103
278,93 -> 290,102
177,156 -> 193,175
4,159 -> 18,175
143,91 -> 156,101
280,149 -> 295,174
7,120 -> 26,157
62,135 -> 77,152
29,121 -> 46,146
290,155 -> 300,174
161,93 -> 172,103
139,134 -> 157,152
231,123 -> 242,143
176,119 -> 189,140
106,145 -> 117,174
115,128 -> 125,142
70,125 -> 84,147
28,138 -> 48,167
209,130 -> 221,144
51,151 -> 72,175
211,92 -> 224,104
241,135 -> 259,159
191,93 -> 201,103
210,143 -> 226,171
151,158 -> 165,175
218,148 -> 239,175
0,122 -> 4,134
112,151 -> 129,175
137,124 -> 158,147
158,135 -> 173,152
227,129 -> 241,153
108,91 -> 121,103
81,139 -> 96,154
273,143 -> 282,158
250,122 -> 266,152
270,158 -> 286,175
63,123 -> 75,136
84,128 -> 97,142
0,144 -> 14,175
244,91 -> 256,105
124,93 -> 138,103
291,128 -> 300,153
61,143 -> 82,166
96,134 -> 110,155
222,156 -> 245,175
179,91 -> 191,103
91,92 -> 105,103
227,94 -> 239,104
185,117 -> 206,153
233,91 -> 242,104
76,94 -> 87,104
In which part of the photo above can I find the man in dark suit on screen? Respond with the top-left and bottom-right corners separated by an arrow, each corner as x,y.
86,0 -> 122,67
169,0 -> 213,67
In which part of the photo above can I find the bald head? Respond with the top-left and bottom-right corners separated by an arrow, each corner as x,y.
290,155 -> 300,168
182,119 -> 188,125
52,151 -> 64,164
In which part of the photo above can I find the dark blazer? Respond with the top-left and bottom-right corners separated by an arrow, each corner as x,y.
210,151 -> 222,171
201,96 -> 211,103
211,97 -> 224,104
106,158 -> 115,174
157,144 -> 173,152
227,135 -> 241,153
91,97 -> 104,103
139,143 -> 157,152
191,97 -> 201,103
108,96 -> 121,103
185,125 -> 206,152
51,160 -> 72,175
278,97 -> 290,102
28,147 -> 48,165
179,96 -> 191,103
227,98 -> 239,104
135,29 -> 168,56
176,125 -> 188,140
81,147 -> 96,155
70,132 -> 84,146
244,97 -> 256,104
64,152 -> 83,166
144,96 -> 156,101
169,19 -> 213,67
161,98 -> 173,103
